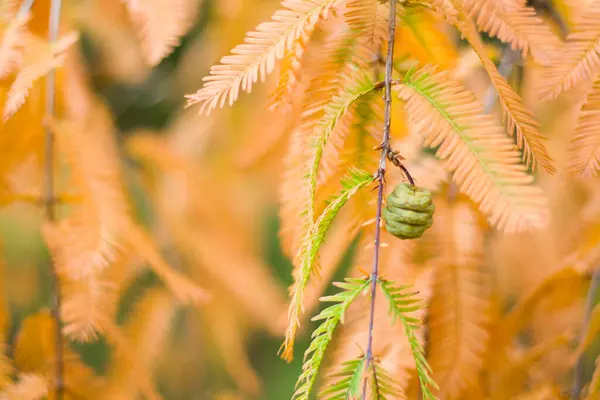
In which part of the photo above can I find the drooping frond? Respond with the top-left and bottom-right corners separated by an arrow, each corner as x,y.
300,215 -> 362,318
452,11 -> 555,174
172,222 -> 287,335
124,0 -> 198,66
186,0 -> 341,114
344,0 -> 399,49
102,320 -> 163,400
126,224 -> 210,305
127,133 -> 285,336
103,288 -> 175,400
307,70 -> 377,225
396,65 -> 548,233
459,0 -> 560,65
292,277 -> 371,399
279,28 -> 371,257
0,373 -> 48,400
368,361 -> 404,400
378,279 -> 437,399
3,31 -> 78,120
427,195 -> 489,399
43,113 -> 129,279
541,5 -> 600,98
318,357 -> 365,399
269,33 -> 310,113
61,272 -> 117,342
332,94 -> 383,223
0,12 -> 29,79
568,77 -> 600,177
342,91 -> 382,175
326,242 -> 435,398
282,169 -> 374,361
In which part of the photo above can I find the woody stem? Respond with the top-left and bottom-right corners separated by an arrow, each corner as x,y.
362,0 -> 397,397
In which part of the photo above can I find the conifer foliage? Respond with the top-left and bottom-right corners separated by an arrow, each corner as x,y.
3,0 -> 600,399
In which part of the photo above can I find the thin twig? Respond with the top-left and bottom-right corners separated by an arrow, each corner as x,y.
572,271 -> 600,400
45,0 -> 64,398
16,0 -> 34,18
362,0 -> 397,398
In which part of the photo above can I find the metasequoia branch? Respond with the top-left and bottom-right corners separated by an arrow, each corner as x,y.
45,0 -> 64,397
362,0 -> 397,397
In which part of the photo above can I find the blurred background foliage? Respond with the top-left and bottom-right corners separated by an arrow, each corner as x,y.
2,0 -> 600,399
1,0 -> 345,398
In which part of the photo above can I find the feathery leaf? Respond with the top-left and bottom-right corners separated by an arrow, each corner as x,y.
451,10 -> 555,174
541,4 -> 600,98
282,169 -> 374,361
0,374 -> 47,400
307,70 -> 377,229
0,12 -> 29,79
396,65 -> 548,233
345,0 -> 397,49
43,113 -> 129,279
378,278 -> 438,399
278,28 -> 372,257
3,31 -> 78,120
293,277 -> 371,400
186,0 -> 341,114
568,77 -> 600,177
427,196 -> 489,399
318,356 -> 366,399
124,0 -> 198,66
368,361 -> 405,400
61,272 -> 117,342
103,288 -> 175,400
269,33 -> 309,113
460,0 -> 560,65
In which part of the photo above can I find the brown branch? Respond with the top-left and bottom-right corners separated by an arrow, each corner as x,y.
362,0 -> 397,398
45,0 -> 64,398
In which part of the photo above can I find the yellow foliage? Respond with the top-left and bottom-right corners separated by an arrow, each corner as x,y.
5,0 -> 600,399
427,194 -> 490,399
13,312 -> 105,399
0,373 -> 48,400
124,0 -> 199,66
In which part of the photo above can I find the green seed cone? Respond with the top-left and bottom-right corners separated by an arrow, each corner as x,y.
383,183 -> 434,240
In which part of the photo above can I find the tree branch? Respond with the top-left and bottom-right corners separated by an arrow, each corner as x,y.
362,0 -> 397,398
45,0 -> 64,397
